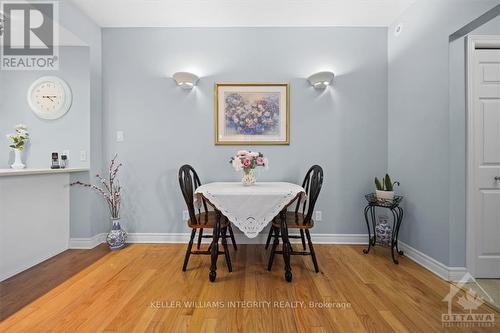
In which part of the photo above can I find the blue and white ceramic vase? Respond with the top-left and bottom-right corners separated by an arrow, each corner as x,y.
375,220 -> 392,246
106,218 -> 127,250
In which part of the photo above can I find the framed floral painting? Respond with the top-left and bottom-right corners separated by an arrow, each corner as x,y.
215,83 -> 289,145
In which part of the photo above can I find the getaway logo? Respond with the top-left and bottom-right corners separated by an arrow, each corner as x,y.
1,1 -> 58,70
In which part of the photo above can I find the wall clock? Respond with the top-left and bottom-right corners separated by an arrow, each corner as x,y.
27,76 -> 73,120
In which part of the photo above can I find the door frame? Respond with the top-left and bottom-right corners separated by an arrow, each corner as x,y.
465,35 -> 500,277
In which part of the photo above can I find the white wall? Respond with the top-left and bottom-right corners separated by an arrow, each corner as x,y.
0,173 -> 70,281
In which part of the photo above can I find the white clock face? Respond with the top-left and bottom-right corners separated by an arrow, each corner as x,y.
32,81 -> 65,112
28,76 -> 72,120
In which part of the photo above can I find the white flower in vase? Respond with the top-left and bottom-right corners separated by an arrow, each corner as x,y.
232,157 -> 242,171
7,124 -> 30,169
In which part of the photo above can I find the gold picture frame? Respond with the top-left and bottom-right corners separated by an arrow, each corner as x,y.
215,83 -> 290,145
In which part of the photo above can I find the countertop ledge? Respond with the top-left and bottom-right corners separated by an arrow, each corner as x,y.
0,168 -> 89,176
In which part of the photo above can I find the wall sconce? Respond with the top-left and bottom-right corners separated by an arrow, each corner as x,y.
307,71 -> 335,89
173,72 -> 199,89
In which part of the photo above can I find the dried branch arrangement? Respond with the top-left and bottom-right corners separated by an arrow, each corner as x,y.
71,154 -> 122,219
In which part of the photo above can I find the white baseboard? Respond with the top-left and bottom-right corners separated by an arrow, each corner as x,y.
70,232 -> 368,247
69,233 -> 106,249
68,233 -> 466,282
310,233 -> 368,244
399,241 -> 467,282
127,233 -> 190,243
126,232 -> 368,245
448,267 -> 469,282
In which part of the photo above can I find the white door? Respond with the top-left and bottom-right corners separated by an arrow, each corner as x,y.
467,36 -> 500,278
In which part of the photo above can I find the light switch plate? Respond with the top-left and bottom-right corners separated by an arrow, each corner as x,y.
182,210 -> 189,221
116,131 -> 124,142
315,211 -> 322,221
79,150 -> 87,161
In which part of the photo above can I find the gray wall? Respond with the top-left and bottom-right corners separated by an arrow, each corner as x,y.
388,0 -> 500,266
0,0 -> 103,238
0,47 -> 90,169
58,0 -> 106,238
102,27 -> 388,235
448,15 -> 500,266
7,0 -> 497,269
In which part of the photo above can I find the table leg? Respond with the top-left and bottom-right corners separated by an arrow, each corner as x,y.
363,205 -> 373,254
221,226 -> 232,272
280,210 -> 293,282
209,211 -> 221,282
267,227 -> 279,271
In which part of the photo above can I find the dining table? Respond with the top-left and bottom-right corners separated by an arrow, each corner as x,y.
195,182 -> 306,282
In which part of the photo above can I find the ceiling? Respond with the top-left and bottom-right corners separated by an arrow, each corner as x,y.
70,0 -> 417,27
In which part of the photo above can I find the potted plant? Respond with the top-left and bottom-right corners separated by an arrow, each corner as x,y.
375,174 -> 400,201
6,124 -> 29,169
230,150 -> 267,185
71,154 -> 127,250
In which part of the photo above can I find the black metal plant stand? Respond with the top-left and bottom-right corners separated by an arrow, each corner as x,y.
362,193 -> 404,264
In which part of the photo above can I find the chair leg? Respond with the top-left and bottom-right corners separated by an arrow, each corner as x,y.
300,229 -> 306,250
267,227 -> 280,271
197,228 -> 203,249
221,227 -> 232,272
228,223 -> 237,251
305,229 -> 319,273
182,229 -> 196,271
265,225 -> 273,250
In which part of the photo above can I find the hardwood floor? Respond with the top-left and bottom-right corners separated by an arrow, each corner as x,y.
0,243 -> 498,332
0,244 -> 109,321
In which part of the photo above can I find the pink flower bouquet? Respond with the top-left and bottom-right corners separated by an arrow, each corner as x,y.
230,150 -> 267,185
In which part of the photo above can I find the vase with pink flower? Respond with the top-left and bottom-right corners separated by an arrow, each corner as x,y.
230,150 -> 267,186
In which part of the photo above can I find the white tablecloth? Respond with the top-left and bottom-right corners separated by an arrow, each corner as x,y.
195,182 -> 305,238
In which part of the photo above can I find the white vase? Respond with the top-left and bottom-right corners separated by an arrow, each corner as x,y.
241,169 -> 256,186
376,190 -> 394,201
11,149 -> 25,169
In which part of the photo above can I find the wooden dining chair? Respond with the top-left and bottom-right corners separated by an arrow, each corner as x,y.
266,165 -> 324,273
178,164 -> 236,272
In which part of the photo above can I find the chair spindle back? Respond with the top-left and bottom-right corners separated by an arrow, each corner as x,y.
178,164 -> 208,225
295,165 -> 324,225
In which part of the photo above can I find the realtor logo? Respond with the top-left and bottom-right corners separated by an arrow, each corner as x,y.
1,1 -> 58,70
442,272 -> 495,328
